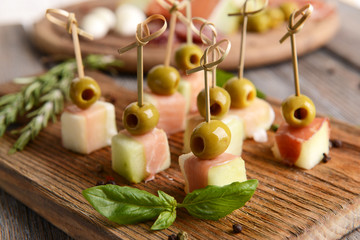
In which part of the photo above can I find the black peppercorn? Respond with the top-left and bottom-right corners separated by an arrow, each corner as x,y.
233,223 -> 243,233
177,231 -> 188,240
168,234 -> 177,240
106,180 -> 116,185
322,153 -> 331,163
96,180 -> 105,186
330,139 -> 342,148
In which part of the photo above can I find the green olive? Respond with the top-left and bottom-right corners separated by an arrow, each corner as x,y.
190,120 -> 231,159
175,44 -> 203,71
197,86 -> 231,120
280,2 -> 299,21
70,76 -> 101,109
247,10 -> 270,33
223,77 -> 256,108
147,65 -> 180,95
266,7 -> 285,29
281,94 -> 316,127
123,102 -> 159,135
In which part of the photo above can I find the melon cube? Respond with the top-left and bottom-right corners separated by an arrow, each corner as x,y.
178,71 -> 205,114
177,80 -> 191,114
183,114 -> 244,156
112,128 -> 171,183
229,97 -> 275,142
61,101 -> 117,154
144,91 -> 187,134
272,118 -> 330,169
179,152 -> 247,193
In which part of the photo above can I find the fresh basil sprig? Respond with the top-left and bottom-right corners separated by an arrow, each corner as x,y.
178,180 -> 257,220
83,180 -> 258,230
216,69 -> 266,99
82,185 -> 173,225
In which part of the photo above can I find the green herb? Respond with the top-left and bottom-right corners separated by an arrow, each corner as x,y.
216,69 -> 266,99
270,123 -> 279,132
178,180 -> 257,220
216,69 -> 235,87
82,179 -> 258,230
0,55 -> 122,153
256,88 -> 266,99
84,54 -> 123,74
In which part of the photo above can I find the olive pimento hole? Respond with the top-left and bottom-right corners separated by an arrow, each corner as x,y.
247,91 -> 255,102
294,108 -> 308,120
210,103 -> 221,116
190,54 -> 200,65
192,136 -> 205,154
82,89 -> 95,101
126,114 -> 139,128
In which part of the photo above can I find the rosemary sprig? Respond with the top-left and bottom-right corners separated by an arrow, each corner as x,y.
0,54 -> 122,153
9,90 -> 65,154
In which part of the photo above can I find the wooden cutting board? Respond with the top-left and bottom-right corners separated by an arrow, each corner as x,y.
31,0 -> 339,72
0,71 -> 359,240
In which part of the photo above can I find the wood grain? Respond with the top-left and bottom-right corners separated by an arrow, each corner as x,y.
30,0 -> 339,72
0,71 -> 359,240
326,2 -> 360,69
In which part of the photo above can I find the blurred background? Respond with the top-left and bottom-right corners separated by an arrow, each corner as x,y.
1,0 -> 360,26
0,0 -> 87,26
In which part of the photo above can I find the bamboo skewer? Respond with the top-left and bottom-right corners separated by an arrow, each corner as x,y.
45,9 -> 93,79
157,0 -> 188,67
280,4 -> 313,96
118,15 -> 167,107
228,0 -> 268,79
199,22 -> 218,88
186,0 -> 192,45
187,39 -> 231,123
165,11 -> 178,67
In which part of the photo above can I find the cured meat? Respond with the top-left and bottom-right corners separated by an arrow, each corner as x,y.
145,0 -> 220,20
180,71 -> 204,113
229,98 -> 274,142
272,117 -> 330,169
61,101 -> 117,154
179,152 -> 247,193
112,128 -> 171,183
144,91 -> 187,134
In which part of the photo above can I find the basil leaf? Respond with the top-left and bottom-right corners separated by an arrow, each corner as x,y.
216,69 -> 266,99
151,209 -> 177,230
82,185 -> 169,225
270,123 -> 279,132
256,88 -> 266,99
179,180 -> 258,220
216,69 -> 235,87
158,190 -> 177,207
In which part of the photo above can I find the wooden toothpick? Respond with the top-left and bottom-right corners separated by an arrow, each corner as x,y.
157,0 -> 188,66
280,4 -> 313,96
46,9 -> 93,79
199,20 -> 218,88
228,0 -> 268,79
118,15 -> 167,107
187,39 -> 231,122
186,0 -> 192,44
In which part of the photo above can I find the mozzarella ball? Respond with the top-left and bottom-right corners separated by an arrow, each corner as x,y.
91,7 -> 116,28
115,4 -> 146,36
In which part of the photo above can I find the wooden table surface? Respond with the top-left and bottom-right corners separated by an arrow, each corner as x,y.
0,2 -> 359,239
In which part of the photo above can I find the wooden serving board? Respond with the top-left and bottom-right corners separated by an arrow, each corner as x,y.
0,72 -> 359,240
31,0 -> 339,72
